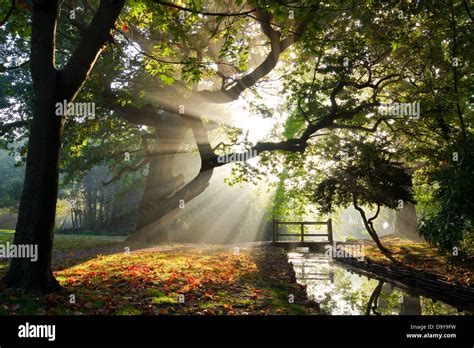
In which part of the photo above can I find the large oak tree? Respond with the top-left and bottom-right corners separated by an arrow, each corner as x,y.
3,0 -> 125,294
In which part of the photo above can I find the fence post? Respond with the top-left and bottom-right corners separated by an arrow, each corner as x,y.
272,217 -> 277,243
328,218 -> 333,244
301,223 -> 304,242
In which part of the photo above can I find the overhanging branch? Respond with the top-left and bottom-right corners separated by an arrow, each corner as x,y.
0,0 -> 15,26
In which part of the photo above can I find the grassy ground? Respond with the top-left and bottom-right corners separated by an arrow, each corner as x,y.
0,230 -> 123,250
360,237 -> 473,286
0,232 -> 319,315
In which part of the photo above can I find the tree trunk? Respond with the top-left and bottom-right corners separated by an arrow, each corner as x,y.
132,150 -> 179,242
3,72 -> 63,293
393,202 -> 424,241
130,168 -> 213,242
352,198 -> 401,264
130,117 -> 188,242
365,281 -> 383,315
400,295 -> 422,315
3,0 -> 125,294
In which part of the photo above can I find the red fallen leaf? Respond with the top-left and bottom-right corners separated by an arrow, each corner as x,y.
252,289 -> 262,299
121,23 -> 130,32
67,277 -> 74,285
204,293 -> 215,300
223,304 -> 233,311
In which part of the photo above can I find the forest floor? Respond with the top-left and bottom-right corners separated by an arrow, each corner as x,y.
1,231 -> 472,315
360,237 -> 473,286
0,231 -> 320,315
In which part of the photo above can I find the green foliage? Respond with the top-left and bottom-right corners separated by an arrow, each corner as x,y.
419,139 -> 474,252
0,150 -> 24,212
312,141 -> 414,214
282,114 -> 306,140
459,231 -> 474,258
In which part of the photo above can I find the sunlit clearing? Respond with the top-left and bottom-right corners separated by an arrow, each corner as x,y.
171,165 -> 275,244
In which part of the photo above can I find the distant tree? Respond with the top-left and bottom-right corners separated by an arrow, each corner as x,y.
312,141 -> 414,263
0,150 -> 24,212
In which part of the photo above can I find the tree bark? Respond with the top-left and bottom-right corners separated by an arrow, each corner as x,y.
133,129 -> 188,242
3,73 -> 64,293
132,119 -> 188,242
3,0 -> 62,294
128,169 -> 213,243
400,295 -> 422,315
352,198 -> 401,264
365,281 -> 383,315
393,202 -> 423,241
3,0 -> 125,294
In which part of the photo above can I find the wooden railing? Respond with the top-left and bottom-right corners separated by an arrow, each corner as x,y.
272,218 -> 333,244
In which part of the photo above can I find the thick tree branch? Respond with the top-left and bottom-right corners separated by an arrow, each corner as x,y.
0,59 -> 29,72
111,103 -> 162,127
329,117 -> 387,132
102,157 -> 150,186
183,116 -> 214,168
0,120 -> 28,136
59,0 -> 125,100
368,204 -> 381,224
197,71 -> 399,172
151,1 -> 261,17
189,9 -> 310,104
30,0 -> 58,84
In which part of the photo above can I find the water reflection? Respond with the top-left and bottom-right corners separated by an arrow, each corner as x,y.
288,251 -> 463,315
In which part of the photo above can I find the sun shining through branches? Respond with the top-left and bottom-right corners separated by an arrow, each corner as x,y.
0,2 -> 472,341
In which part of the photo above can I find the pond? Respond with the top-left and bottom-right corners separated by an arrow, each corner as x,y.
288,251 -> 469,315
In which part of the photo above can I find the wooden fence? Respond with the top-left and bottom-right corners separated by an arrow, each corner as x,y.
272,218 -> 333,244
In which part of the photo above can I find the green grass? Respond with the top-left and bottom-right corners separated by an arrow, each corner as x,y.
53,234 -> 125,251
115,306 -> 144,315
238,273 -> 310,315
0,230 -> 124,251
0,237 -> 316,315
0,230 -> 14,243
